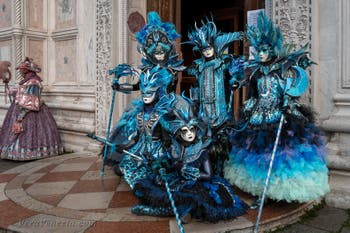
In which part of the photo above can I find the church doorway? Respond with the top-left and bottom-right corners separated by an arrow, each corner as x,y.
147,0 -> 265,117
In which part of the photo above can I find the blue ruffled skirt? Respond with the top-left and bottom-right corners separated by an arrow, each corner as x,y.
224,121 -> 329,202
134,174 -> 248,222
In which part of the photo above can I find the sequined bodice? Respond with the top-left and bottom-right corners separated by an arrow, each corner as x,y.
247,74 -> 284,126
256,74 -> 282,108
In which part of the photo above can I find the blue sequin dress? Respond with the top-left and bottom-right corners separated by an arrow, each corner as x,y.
224,60 -> 330,202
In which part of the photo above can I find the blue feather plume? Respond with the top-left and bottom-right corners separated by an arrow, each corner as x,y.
136,12 -> 180,45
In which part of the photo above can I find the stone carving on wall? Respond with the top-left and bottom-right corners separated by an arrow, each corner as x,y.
341,0 -> 350,89
55,39 -> 77,83
272,0 -> 312,104
28,0 -> 43,29
56,0 -> 76,29
95,0 -> 112,136
0,0 -> 11,28
274,0 -> 310,47
127,11 -> 145,34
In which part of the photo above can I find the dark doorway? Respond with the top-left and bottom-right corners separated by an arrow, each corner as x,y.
147,0 -> 265,117
179,0 -> 264,117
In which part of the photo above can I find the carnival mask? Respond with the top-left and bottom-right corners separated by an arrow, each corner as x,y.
154,50 -> 166,62
202,46 -> 215,58
258,44 -> 272,63
180,126 -> 196,142
142,91 -> 157,104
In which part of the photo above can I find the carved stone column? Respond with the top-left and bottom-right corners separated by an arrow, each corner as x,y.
269,0 -> 313,105
13,0 -> 25,81
319,0 -> 350,209
95,0 -> 113,137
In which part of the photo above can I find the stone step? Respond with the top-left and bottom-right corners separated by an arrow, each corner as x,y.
169,202 -> 316,233
326,170 -> 350,209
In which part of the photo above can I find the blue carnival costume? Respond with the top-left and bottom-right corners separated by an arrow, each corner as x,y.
186,19 -> 242,127
224,13 -> 329,202
186,18 -> 243,175
103,11 -> 184,177
107,66 -> 175,189
136,12 -> 185,92
132,96 -> 248,222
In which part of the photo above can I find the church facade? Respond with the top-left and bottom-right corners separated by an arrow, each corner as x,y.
0,0 -> 349,208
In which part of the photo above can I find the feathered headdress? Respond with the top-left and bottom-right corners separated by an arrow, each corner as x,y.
136,12 -> 179,45
186,16 -> 243,56
136,12 -> 180,65
246,12 -> 284,56
136,12 -> 179,51
139,66 -> 172,95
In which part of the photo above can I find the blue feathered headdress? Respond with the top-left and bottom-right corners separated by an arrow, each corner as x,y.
139,66 -> 172,95
246,12 -> 284,56
136,12 -> 180,46
186,16 -> 243,56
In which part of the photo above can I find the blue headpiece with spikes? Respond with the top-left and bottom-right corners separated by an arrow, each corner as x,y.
164,94 -> 205,136
139,66 -> 172,95
186,16 -> 243,56
136,12 -> 179,50
246,12 -> 284,56
136,12 -> 180,65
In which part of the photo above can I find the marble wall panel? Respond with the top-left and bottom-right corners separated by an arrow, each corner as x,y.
55,39 -> 76,83
55,0 -> 76,29
27,0 -> 44,29
28,39 -> 44,79
0,40 -> 12,61
0,0 -> 11,28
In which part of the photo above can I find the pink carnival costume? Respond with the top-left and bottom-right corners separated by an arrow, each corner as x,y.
0,57 -> 63,160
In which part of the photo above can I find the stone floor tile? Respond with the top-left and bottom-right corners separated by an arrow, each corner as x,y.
5,188 -> 53,212
80,169 -> 119,181
169,216 -> 252,233
108,191 -> 139,208
34,164 -> 58,173
82,212 -> 107,221
303,206 -> 348,232
0,183 -> 8,202
0,174 -> 18,183
244,202 -> 303,223
2,162 -> 46,174
50,163 -> 93,172
341,227 -> 350,233
22,183 -> 32,190
9,214 -> 95,233
69,179 -> 118,193
26,181 -> 76,196
85,221 -> 169,233
5,175 -> 26,190
88,161 -> 103,171
23,173 -> 46,184
63,156 -> 98,164
104,207 -> 164,222
278,223 -> 329,233
58,192 -> 114,210
33,194 -> 65,206
18,163 -> 51,177
0,200 -> 37,228
45,206 -> 88,219
116,179 -> 132,192
36,171 -> 85,183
